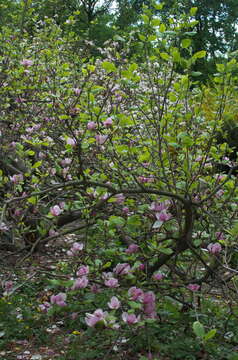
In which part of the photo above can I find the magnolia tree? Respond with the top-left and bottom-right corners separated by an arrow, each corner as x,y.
1,3 -> 238,356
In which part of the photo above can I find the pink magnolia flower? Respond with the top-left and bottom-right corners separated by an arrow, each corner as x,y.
143,291 -> 156,319
122,312 -> 140,325
122,207 -> 130,214
153,272 -> 164,281
85,309 -> 108,327
10,174 -> 23,184
155,210 -> 172,222
76,265 -> 89,277
207,242 -> 222,254
150,201 -> 169,212
115,193 -> 125,204
4,280 -> 13,293
113,263 -> 131,276
71,276 -> 88,290
103,117 -> 113,127
50,205 -> 62,217
50,293 -> 67,307
87,121 -> 97,130
48,229 -> 59,237
21,59 -> 33,67
128,287 -> 144,301
104,278 -> 119,288
125,244 -> 139,254
95,134 -> 108,145
39,302 -> 51,313
67,242 -> 84,256
187,284 -> 200,292
90,284 -> 101,293
73,88 -> 81,95
137,263 -> 145,271
66,137 -> 76,146
215,232 -> 225,240
107,296 -> 121,309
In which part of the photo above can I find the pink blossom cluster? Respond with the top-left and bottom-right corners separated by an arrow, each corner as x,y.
125,244 -> 139,254
50,293 -> 67,307
85,309 -> 108,327
50,205 -> 63,217
187,284 -> 200,292
128,287 -> 157,319
138,175 -> 154,184
67,242 -> 84,256
10,174 -> 23,184
207,242 -> 222,254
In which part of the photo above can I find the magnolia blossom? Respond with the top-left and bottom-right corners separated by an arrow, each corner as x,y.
187,284 -> 200,292
50,205 -> 62,217
128,287 -> 144,301
21,59 -> 33,67
115,193 -> 125,204
10,174 -> 23,184
137,263 -> 145,271
67,242 -> 84,256
95,134 -> 108,145
103,117 -> 113,127
104,278 -> 119,288
122,312 -> 140,325
39,302 -> 51,313
50,293 -> 67,307
155,210 -> 172,222
71,276 -> 88,290
87,121 -> 97,130
153,272 -> 164,281
143,291 -> 156,319
48,229 -> 59,237
113,263 -> 131,276
85,309 -> 108,327
4,280 -> 13,293
66,137 -> 76,146
207,242 -> 222,254
107,296 -> 121,309
73,88 -> 81,95
76,265 -> 89,277
150,200 -> 170,212
0,222 -> 9,231
215,232 -> 225,240
125,244 -> 139,254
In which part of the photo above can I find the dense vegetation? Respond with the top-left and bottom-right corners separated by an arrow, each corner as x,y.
0,1 -> 238,359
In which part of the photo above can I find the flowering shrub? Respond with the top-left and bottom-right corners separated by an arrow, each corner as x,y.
1,4 -> 238,359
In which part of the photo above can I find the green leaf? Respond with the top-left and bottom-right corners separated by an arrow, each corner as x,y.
160,52 -> 170,61
191,71 -> 202,77
193,50 -> 206,59
159,24 -> 166,33
193,321 -> 205,338
190,7 -> 198,16
204,329 -> 217,341
148,35 -> 156,42
216,63 -> 225,73
151,18 -> 160,26
128,301 -> 142,309
32,161 -> 42,169
109,216 -> 125,227
27,196 -> 37,205
181,38 -> 191,48
102,61 -> 116,73
159,248 -> 173,255
141,14 -> 149,24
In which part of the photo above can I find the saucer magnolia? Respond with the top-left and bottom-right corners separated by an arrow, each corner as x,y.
104,278 -> 119,288
76,265 -> 89,277
103,117 -> 113,127
71,276 -> 88,290
107,296 -> 121,309
113,263 -> 131,275
50,293 -> 67,307
87,121 -> 97,130
187,284 -> 200,292
67,242 -> 84,256
125,244 -> 139,254
122,312 -> 140,325
50,205 -> 62,217
128,287 -> 144,301
85,309 -> 108,327
207,243 -> 222,254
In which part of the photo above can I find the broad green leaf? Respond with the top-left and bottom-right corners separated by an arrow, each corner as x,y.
141,14 -> 149,24
181,38 -> 191,48
193,50 -> 206,59
160,52 -> 170,61
32,161 -> 42,169
193,321 -> 205,338
159,24 -> 166,33
216,63 -> 225,73
190,7 -> 198,16
159,248 -> 173,255
204,329 -> 217,341
151,18 -> 160,26
102,61 -> 116,73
